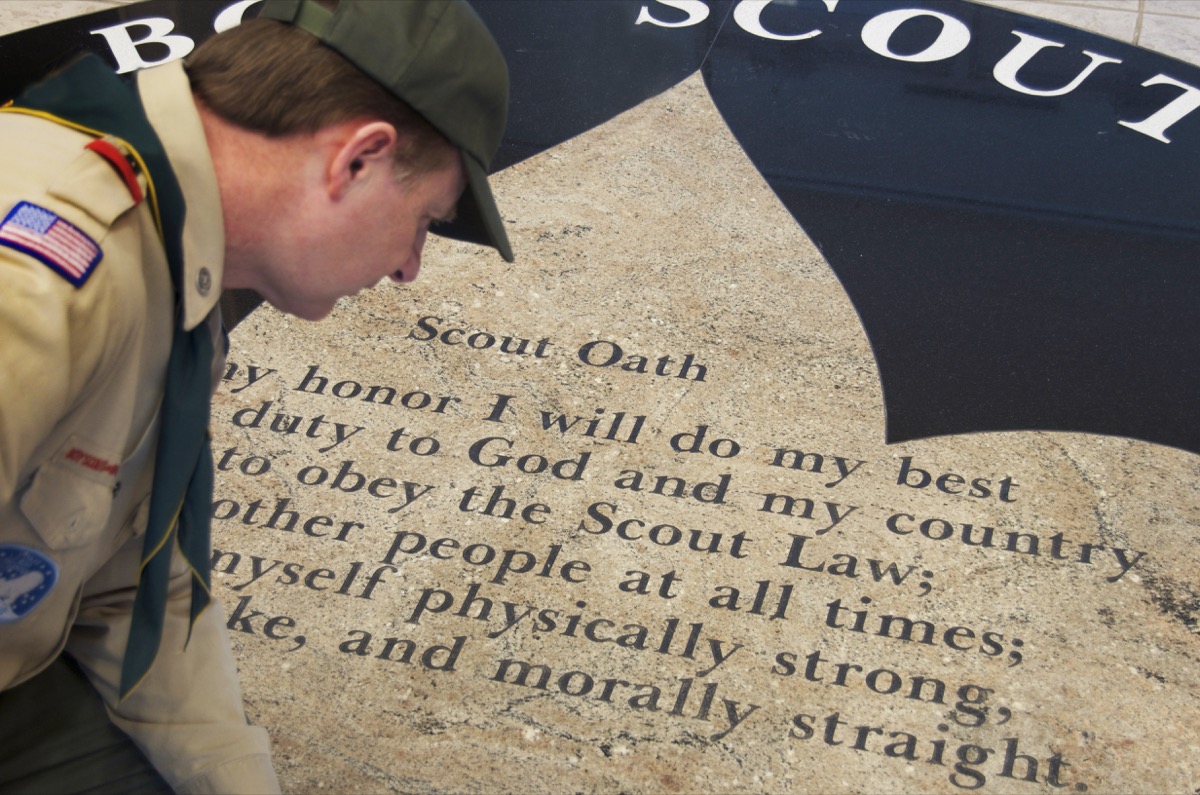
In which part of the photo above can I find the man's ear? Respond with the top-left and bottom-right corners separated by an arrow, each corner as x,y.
328,121 -> 398,199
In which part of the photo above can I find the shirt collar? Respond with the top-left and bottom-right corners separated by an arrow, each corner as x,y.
136,61 -> 225,331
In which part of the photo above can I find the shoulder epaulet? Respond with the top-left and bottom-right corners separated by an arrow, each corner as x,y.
84,136 -> 145,205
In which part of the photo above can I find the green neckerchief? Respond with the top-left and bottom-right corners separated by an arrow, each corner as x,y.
9,55 -> 215,700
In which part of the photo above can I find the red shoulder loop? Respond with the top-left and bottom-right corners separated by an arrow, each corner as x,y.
85,137 -> 144,205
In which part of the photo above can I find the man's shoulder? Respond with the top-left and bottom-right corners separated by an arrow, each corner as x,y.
0,110 -> 148,293
0,111 -> 97,185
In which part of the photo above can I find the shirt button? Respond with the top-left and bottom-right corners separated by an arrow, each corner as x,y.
197,267 -> 212,296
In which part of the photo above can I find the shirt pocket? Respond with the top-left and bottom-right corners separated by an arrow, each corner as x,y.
19,436 -> 118,550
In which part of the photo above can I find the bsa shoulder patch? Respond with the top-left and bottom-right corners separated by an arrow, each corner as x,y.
0,201 -> 102,288
0,544 -> 58,623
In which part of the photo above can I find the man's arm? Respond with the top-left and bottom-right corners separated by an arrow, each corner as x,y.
0,136 -> 279,792
65,536 -> 281,794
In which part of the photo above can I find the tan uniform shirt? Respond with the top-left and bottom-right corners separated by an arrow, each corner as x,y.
0,62 -> 279,794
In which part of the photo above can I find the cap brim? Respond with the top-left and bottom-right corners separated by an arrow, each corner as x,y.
431,152 -> 513,262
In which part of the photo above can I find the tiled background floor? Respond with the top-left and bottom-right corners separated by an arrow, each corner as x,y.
1,1 -> 1198,67
976,0 -> 1200,64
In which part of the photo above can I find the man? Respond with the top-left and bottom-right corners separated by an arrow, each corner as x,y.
0,1 -> 511,792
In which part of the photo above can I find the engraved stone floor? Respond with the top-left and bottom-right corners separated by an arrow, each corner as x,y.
1,3 -> 1197,794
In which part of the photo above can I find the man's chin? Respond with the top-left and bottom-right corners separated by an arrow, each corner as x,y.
270,297 -> 336,322
299,305 -> 336,322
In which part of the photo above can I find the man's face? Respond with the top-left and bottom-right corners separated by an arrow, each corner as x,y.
263,156 -> 466,321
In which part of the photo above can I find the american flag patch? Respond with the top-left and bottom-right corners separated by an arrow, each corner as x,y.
0,201 -> 102,287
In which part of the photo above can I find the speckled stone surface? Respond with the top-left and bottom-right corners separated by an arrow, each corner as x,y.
0,1 -> 126,36
212,73 -> 1200,793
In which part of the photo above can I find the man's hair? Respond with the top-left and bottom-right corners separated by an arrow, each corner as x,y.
186,18 -> 455,178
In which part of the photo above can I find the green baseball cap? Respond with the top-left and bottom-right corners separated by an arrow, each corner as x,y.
259,0 -> 513,262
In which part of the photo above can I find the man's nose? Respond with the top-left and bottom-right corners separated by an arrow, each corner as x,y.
398,229 -> 429,283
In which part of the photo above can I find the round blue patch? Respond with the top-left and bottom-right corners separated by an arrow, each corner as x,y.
0,544 -> 58,623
